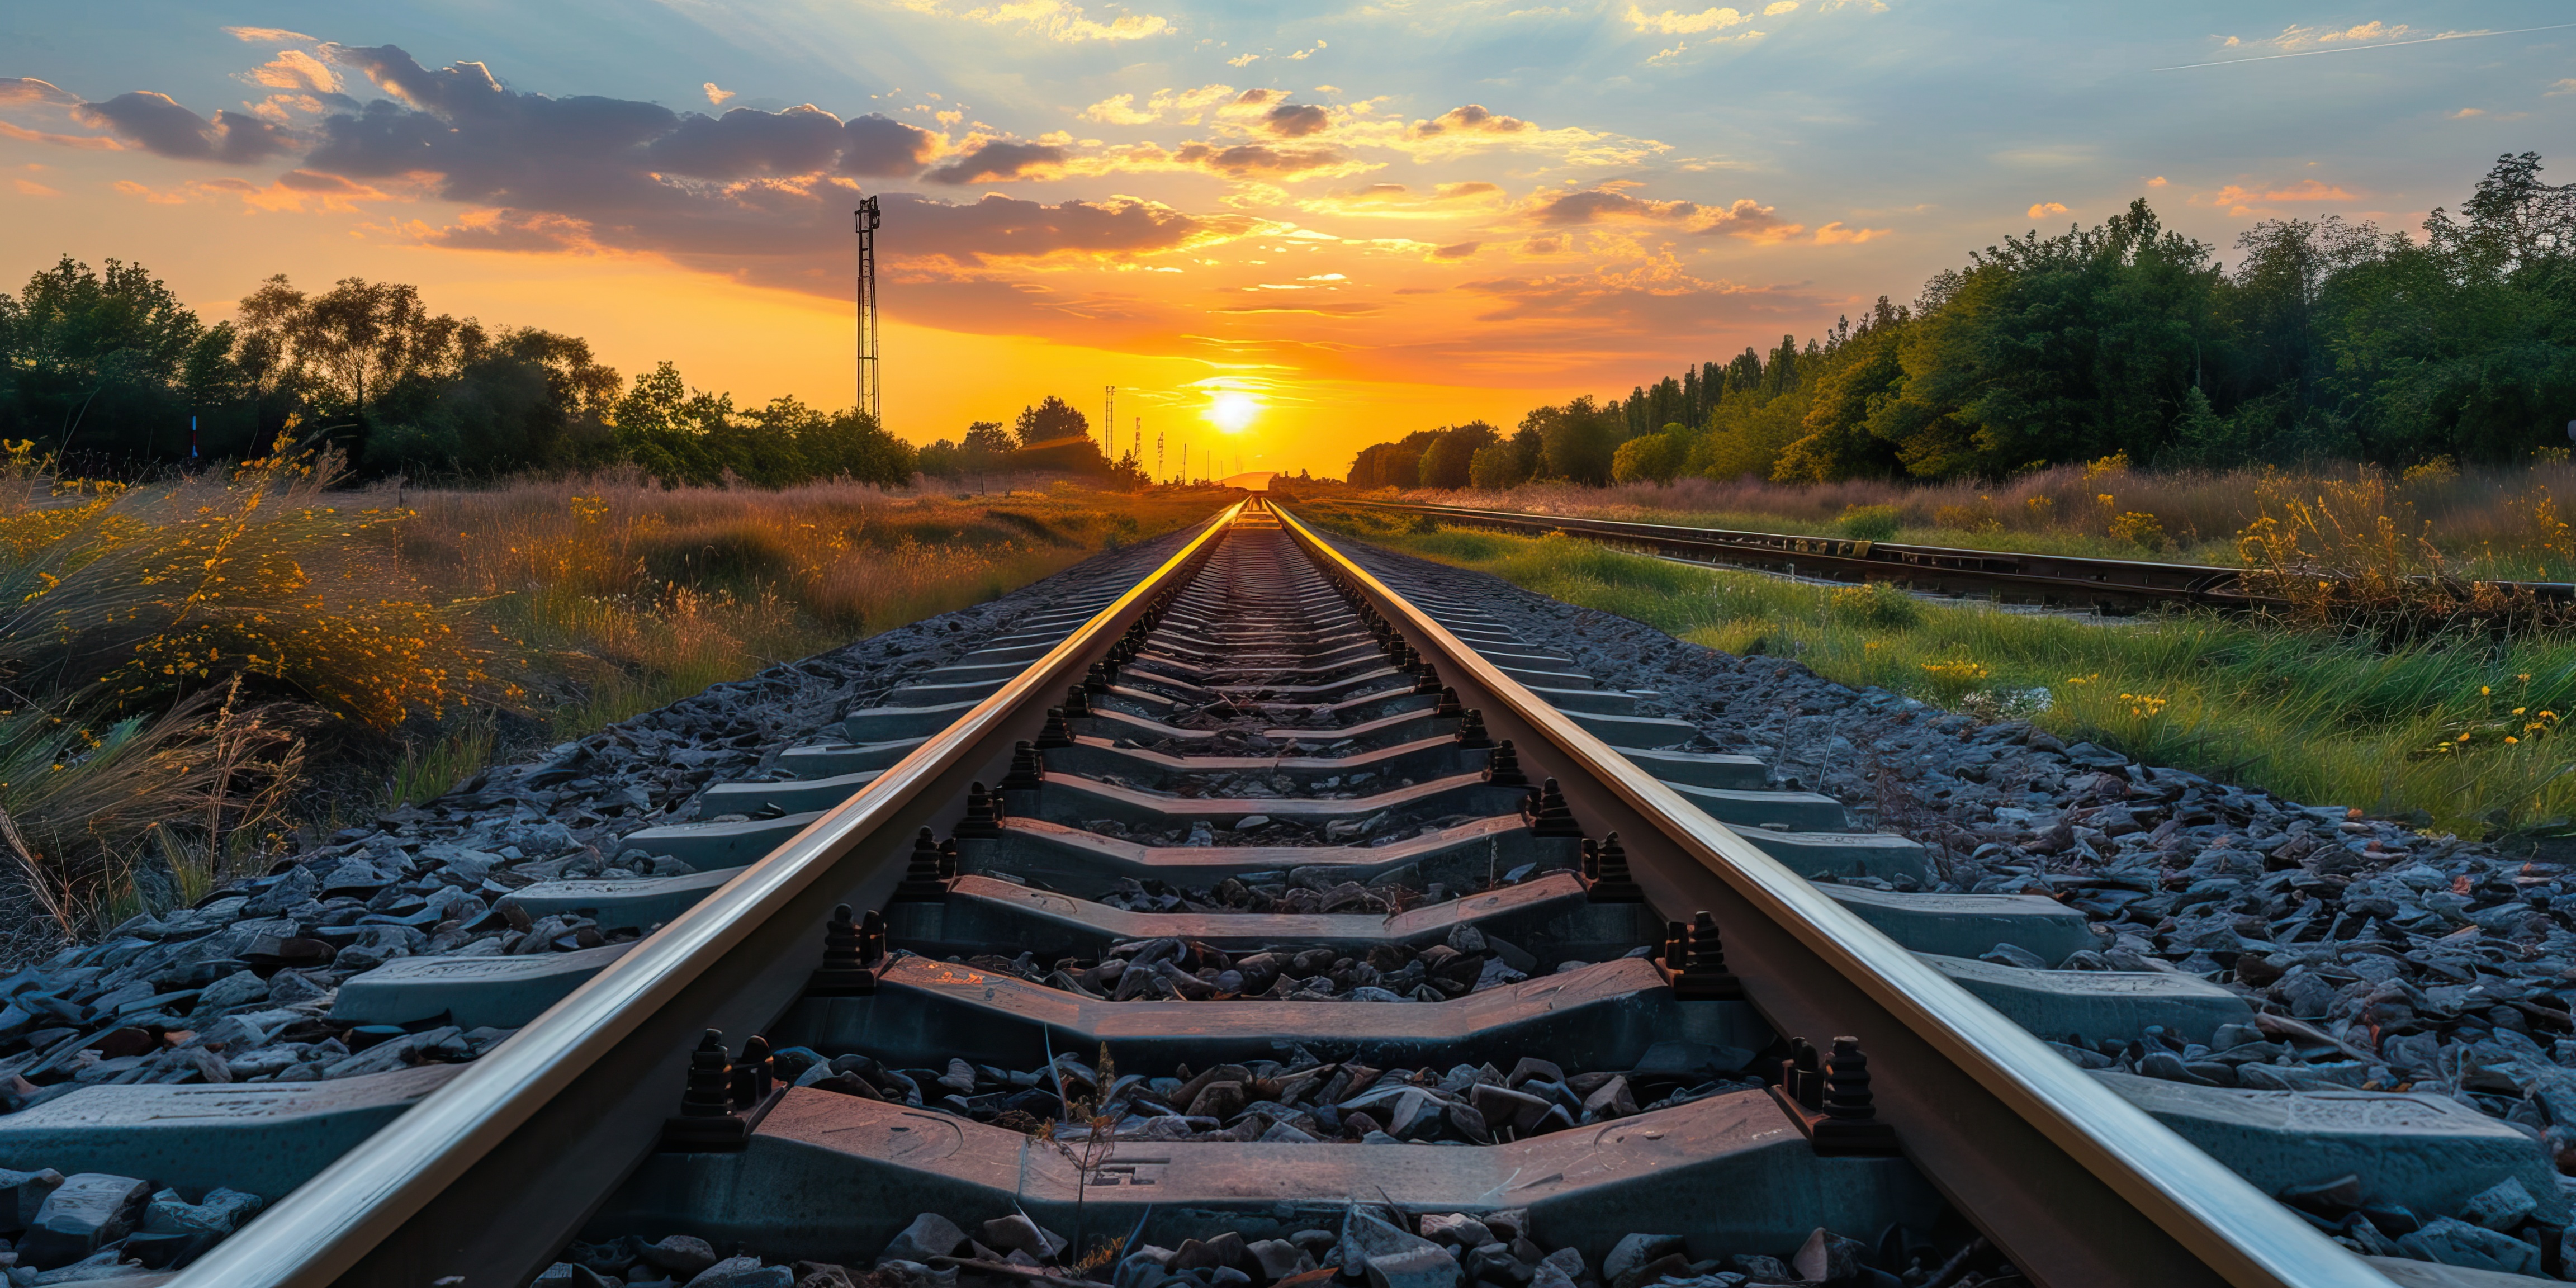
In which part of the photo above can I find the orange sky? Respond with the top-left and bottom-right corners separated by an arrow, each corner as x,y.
4,7 -> 2570,474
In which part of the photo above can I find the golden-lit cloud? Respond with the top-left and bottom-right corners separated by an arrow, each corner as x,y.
1295,181 -> 1505,219
0,78 -> 81,107
2551,79 -> 2576,96
221,26 -> 319,44
2201,178 -> 2357,215
894,0 -> 1171,42
704,83 -> 736,107
13,178 -> 59,196
0,120 -> 122,150
1811,221 -> 1884,244
246,50 -> 342,95
2027,201 -> 2066,218
1517,187 -> 1802,242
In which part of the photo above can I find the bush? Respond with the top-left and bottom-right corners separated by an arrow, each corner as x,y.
2108,510 -> 2170,552
1829,581 -> 1923,628
1836,504 -> 1901,541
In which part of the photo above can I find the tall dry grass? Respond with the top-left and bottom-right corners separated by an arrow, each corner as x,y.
389,473 -> 1215,735
0,444 -> 1223,944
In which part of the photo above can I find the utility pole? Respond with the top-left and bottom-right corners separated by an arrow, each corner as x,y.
1102,386 -> 1115,454
1133,416 -> 1142,466
1157,431 -> 1164,482
854,197 -> 882,422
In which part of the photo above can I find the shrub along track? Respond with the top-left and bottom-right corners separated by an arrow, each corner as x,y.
0,500 -> 2523,1287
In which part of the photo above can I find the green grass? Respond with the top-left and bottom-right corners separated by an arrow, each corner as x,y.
1309,504 -> 2576,837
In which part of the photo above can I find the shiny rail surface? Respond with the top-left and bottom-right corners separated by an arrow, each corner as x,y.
162,495 -> 2403,1288
1343,498 -> 2576,613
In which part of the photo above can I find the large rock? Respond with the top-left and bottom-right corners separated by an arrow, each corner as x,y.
21,1173 -> 151,1268
883,1213 -> 968,1263
1364,1246 -> 1462,1288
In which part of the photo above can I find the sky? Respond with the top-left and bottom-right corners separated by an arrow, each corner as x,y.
3,2 -> 2573,476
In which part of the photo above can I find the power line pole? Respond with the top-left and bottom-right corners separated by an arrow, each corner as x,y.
1102,386 -> 1115,454
854,197 -> 881,422
1156,430 -> 1164,482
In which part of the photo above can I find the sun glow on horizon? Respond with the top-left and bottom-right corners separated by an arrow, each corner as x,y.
1207,391 -> 1262,432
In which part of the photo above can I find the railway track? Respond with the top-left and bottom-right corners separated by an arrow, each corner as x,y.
0,498 -> 2554,1287
1336,499 -> 2575,614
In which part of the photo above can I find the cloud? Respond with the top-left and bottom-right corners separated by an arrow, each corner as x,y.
2451,107 -> 2484,118
704,83 -> 735,107
2551,79 -> 2576,96
896,0 -> 1171,42
76,91 -> 292,162
1410,103 -> 1530,137
1166,141 -> 1365,179
879,192 -> 1257,264
1520,187 -> 1800,240
0,120 -> 123,150
1811,221 -> 1884,244
1431,240 -> 1480,259
925,138 -> 1067,183
222,26 -> 318,43
2203,178 -> 2357,215
1081,84 -> 1232,125
302,45 -> 938,193
1264,103 -> 1330,136
1457,262 -> 1822,332
0,78 -> 81,107
13,179 -> 59,196
2027,201 -> 2067,218
1295,181 -> 1504,217
247,50 -> 342,95
1395,105 -> 1655,165
2146,176 -> 2167,187
648,105 -> 899,179
1623,3 -> 1753,33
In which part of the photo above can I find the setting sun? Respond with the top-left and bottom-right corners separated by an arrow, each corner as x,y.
1207,391 -> 1262,433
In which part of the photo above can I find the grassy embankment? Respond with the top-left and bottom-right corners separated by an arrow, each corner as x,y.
1306,500 -> 2576,840
0,445 -> 1223,939
1383,457 -> 2576,580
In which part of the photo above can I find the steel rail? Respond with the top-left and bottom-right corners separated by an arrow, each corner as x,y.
1343,498 -> 2576,611
1273,504 -> 2392,1288
171,501 -> 1249,1288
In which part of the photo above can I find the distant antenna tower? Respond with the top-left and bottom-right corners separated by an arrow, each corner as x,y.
854,197 -> 882,420
1103,386 -> 1115,453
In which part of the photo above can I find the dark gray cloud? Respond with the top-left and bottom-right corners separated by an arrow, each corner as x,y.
924,140 -> 1065,184
1263,103 -> 1329,137
1530,189 -> 1689,225
880,192 -> 1237,263
1171,142 -> 1350,177
76,91 -> 291,162
305,45 -> 935,201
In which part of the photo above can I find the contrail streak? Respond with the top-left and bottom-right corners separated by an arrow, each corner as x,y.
2152,22 -> 2576,72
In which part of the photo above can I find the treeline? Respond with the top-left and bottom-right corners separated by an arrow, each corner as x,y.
1348,151 -> 2576,487
0,258 -> 1133,490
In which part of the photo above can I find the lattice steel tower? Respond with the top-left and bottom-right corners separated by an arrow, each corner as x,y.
855,197 -> 882,421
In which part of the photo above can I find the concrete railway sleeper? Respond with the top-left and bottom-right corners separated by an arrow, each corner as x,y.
0,500 -> 2524,1287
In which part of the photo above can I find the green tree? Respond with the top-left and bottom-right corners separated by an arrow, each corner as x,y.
1417,421 -> 1498,489
1014,395 -> 1090,446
